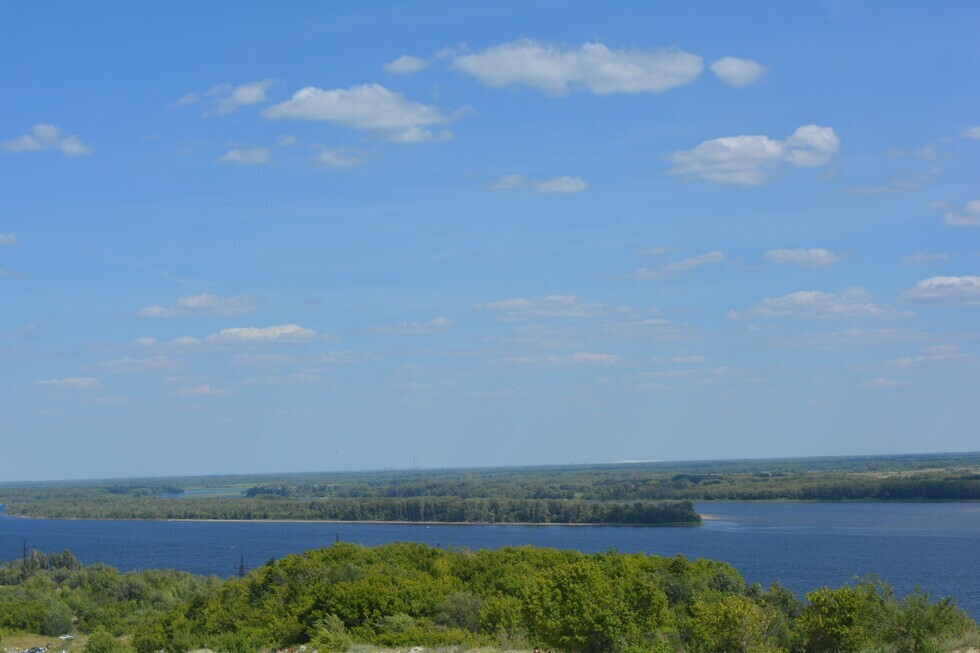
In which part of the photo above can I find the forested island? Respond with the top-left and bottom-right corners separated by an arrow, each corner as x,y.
0,544 -> 975,653
0,453 -> 976,525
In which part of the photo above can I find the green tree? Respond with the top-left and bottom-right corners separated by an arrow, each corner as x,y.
884,589 -> 971,653
692,595 -> 772,653
84,627 -> 128,653
523,560 -> 626,653
798,582 -> 888,653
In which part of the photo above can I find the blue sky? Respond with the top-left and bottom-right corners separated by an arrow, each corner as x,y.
2,2 -> 978,481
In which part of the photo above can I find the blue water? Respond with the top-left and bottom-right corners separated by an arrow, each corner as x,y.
1,502 -> 977,619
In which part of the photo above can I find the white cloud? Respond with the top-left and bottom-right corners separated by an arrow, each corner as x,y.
478,295 -> 605,320
3,124 -> 93,157
903,276 -> 980,305
131,336 -> 158,347
902,252 -> 949,265
218,148 -> 271,165
176,79 -> 274,116
672,354 -> 706,364
764,248 -> 841,267
206,324 -> 318,344
173,384 -> 228,397
370,317 -> 455,335
0,234 -> 16,245
943,200 -> 980,227
316,148 -> 365,167
453,39 -> 702,95
961,126 -> 980,140
137,293 -> 256,318
741,288 -> 905,320
277,134 -> 299,146
488,174 -> 587,193
384,55 -> 428,74
710,57 -> 768,87
669,125 -> 840,185
263,84 -> 448,143
533,176 -> 588,194
35,377 -> 101,389
623,251 -> 724,280
171,336 -> 203,347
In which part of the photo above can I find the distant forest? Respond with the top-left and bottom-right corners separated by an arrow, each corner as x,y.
0,452 -> 976,525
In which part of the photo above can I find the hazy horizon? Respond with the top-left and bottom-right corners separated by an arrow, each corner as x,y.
2,2 -> 979,482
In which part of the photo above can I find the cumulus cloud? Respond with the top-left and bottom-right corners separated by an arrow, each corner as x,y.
961,126 -> 980,140
176,79 -> 274,116
316,148 -> 365,167
0,234 -> 16,245
710,57 -> 768,87
206,324 -> 317,344
739,288 -> 906,320
264,84 -> 449,143
137,293 -> 256,318
218,148 -> 271,165
943,200 -> 980,227
453,39 -> 702,95
902,252 -> 949,265
384,55 -> 428,74
622,251 -> 724,280
669,125 -> 840,185
764,248 -> 841,267
35,377 -> 101,389
173,384 -> 228,397
369,317 -> 455,335
903,276 -> 980,305
478,294 -> 605,320
3,124 -> 93,157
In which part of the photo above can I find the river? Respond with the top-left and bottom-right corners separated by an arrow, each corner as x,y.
1,501 -> 977,618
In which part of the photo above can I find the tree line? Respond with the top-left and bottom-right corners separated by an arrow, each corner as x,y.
1,544 -> 972,653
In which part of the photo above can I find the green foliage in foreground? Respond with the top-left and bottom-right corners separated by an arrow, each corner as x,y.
0,545 -> 974,653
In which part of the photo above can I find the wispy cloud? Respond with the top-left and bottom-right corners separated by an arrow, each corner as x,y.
490,352 -> 625,367
98,356 -> 181,374
384,55 -> 428,74
206,324 -> 318,344
737,288 -> 907,320
477,295 -> 606,321
710,57 -> 768,87
850,167 -> 941,195
669,125 -> 840,185
264,84 -> 451,143
902,252 -> 949,266
620,251 -> 724,280
369,317 -> 455,335
137,293 -> 256,318
3,124 -> 93,157
173,384 -> 229,397
35,377 -> 101,389
453,39 -> 702,95
903,276 -> 980,305
943,200 -> 980,227
0,234 -> 17,245
175,79 -> 274,116
961,126 -> 980,140
316,148 -> 365,167
218,148 -> 271,165
488,174 -> 588,194
764,248 -> 841,267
